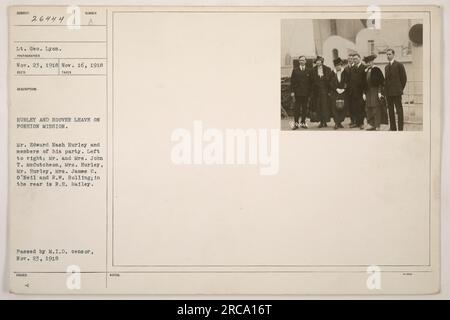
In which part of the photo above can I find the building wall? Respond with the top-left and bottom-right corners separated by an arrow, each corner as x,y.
281,19 -> 316,68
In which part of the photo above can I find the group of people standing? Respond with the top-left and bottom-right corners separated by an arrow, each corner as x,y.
289,49 -> 407,131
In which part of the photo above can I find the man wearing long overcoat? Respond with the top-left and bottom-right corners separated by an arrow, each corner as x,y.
384,48 -> 407,131
290,55 -> 311,129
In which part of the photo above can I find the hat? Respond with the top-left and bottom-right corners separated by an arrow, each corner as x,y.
363,54 -> 377,63
314,56 -> 324,63
333,58 -> 343,66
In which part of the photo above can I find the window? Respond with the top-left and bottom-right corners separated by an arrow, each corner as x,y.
285,53 -> 292,66
368,40 -> 375,54
332,48 -> 339,60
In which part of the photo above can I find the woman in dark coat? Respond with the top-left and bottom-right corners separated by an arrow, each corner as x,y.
329,58 -> 348,130
363,54 -> 385,130
311,56 -> 332,128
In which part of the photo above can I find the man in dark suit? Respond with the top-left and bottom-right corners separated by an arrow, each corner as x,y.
347,53 -> 366,129
384,48 -> 407,131
290,55 -> 311,129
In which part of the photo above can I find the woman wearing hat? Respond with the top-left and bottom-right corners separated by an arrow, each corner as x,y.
363,54 -> 385,130
310,56 -> 332,128
330,58 -> 347,130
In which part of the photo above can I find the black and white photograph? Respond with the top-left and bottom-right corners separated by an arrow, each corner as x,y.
281,19 -> 424,131
2,3 -> 445,299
